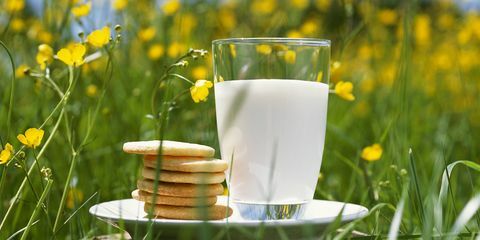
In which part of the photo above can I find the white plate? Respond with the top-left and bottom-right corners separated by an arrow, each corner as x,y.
89,197 -> 368,239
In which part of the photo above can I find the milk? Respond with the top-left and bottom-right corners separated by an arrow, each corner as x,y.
215,79 -> 329,204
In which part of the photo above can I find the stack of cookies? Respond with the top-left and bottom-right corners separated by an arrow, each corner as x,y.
123,140 -> 232,220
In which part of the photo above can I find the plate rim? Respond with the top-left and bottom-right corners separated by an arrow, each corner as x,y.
89,198 -> 369,227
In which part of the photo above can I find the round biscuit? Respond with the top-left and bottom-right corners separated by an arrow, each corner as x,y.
143,155 -> 228,173
132,189 -> 217,206
142,168 -> 225,184
123,140 -> 215,157
144,203 -> 233,220
137,179 -> 224,197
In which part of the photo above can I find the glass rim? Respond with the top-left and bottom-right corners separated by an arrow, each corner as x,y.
212,38 -> 330,47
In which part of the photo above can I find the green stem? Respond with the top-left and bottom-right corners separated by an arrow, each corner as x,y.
52,152 -> 77,233
168,73 -> 194,85
19,160 -> 40,202
0,67 -> 73,232
44,68 -> 65,98
20,179 -> 53,240
0,166 -> 6,200
32,151 -> 45,190
0,40 -> 16,140
360,160 -> 378,202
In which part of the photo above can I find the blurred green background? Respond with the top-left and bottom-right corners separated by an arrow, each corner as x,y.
1,0 -> 480,238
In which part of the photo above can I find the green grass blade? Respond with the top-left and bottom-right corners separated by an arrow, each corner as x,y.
449,193 -> 480,239
388,185 -> 408,240
0,40 -> 15,140
439,160 -> 480,202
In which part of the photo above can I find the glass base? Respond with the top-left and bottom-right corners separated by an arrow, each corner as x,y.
235,202 -> 307,220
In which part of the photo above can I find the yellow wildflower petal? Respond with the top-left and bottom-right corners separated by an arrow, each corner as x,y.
162,0 -> 180,16
112,0 -> 127,11
71,44 -> 86,66
15,64 -> 29,78
287,30 -> 303,38
11,18 -> 25,32
86,84 -> 98,97
192,66 -> 208,80
0,149 -> 11,164
148,44 -> 165,60
284,50 -> 296,64
361,144 -> 383,162
290,0 -> 309,10
57,48 -> 74,66
17,134 -> 29,147
167,42 -> 186,58
190,80 -> 213,103
72,2 -> 91,18
36,44 -> 54,70
256,45 -> 272,55
86,26 -> 111,48
138,27 -> 156,42
6,143 -> 13,152
334,81 -> 355,101
5,0 -> 25,12
229,44 -> 236,58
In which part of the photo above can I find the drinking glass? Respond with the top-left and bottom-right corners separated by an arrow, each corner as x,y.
212,38 -> 330,220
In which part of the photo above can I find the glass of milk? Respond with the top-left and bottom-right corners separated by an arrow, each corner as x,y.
212,38 -> 330,220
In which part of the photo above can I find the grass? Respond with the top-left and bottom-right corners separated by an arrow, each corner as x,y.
1,0 -> 480,239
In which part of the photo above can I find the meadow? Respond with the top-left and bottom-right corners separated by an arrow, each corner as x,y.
1,0 -> 480,239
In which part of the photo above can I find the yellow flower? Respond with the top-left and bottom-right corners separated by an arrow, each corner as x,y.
361,144 -> 383,162
72,2 -> 91,18
251,0 -> 276,15
112,0 -> 127,11
334,81 -> 355,101
377,9 -> 398,26
11,18 -> 25,32
176,13 -> 197,37
167,42 -> 186,58
330,61 -> 343,83
15,64 -> 29,78
162,0 -> 180,16
300,19 -> 319,36
86,26 -> 111,48
192,66 -> 208,79
36,44 -> 54,70
86,84 -> 98,97
256,44 -> 272,55
57,43 -> 86,67
37,31 -> 53,44
138,27 -> 156,42
284,50 -> 296,64
190,80 -> 213,103
287,30 -> 303,38
147,44 -> 165,60
414,14 -> 431,46
5,0 -> 24,12
314,0 -> 330,11
0,143 -> 14,164
438,13 -> 455,30
229,44 -> 236,58
219,9 -> 236,31
66,188 -> 84,209
316,71 -> 323,82
17,128 -> 44,149
290,0 -> 309,10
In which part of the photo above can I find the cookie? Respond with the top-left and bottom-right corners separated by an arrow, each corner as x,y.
144,203 -> 233,220
143,155 -> 228,173
132,189 -> 217,206
142,168 -> 225,184
123,140 -> 215,157
137,179 -> 224,197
